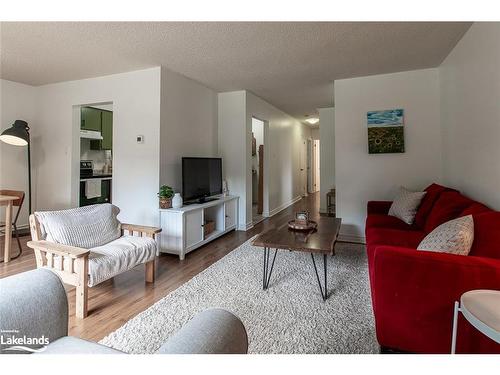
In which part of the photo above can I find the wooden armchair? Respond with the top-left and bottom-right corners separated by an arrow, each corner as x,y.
27,214 -> 161,319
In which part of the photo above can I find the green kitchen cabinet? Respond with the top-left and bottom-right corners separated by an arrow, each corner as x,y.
100,110 -> 113,150
81,107 -> 102,132
81,106 -> 113,151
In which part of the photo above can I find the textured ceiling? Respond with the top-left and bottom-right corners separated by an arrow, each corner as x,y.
0,22 -> 471,122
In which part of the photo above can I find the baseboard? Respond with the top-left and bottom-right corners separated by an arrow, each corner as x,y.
238,222 -> 254,231
0,223 -> 30,237
338,233 -> 366,244
268,196 -> 302,217
238,195 -> 302,231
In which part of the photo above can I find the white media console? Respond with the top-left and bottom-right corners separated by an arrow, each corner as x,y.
159,195 -> 239,260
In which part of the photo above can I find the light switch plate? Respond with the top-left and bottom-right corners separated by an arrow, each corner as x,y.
136,135 -> 144,144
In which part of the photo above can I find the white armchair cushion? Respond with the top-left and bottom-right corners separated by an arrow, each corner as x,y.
35,204 -> 121,249
88,235 -> 157,287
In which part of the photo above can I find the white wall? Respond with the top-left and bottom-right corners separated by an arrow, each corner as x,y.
440,22 -> 500,210
319,107 -> 335,213
218,90 -> 311,230
334,69 -> 443,242
0,79 -> 37,228
246,91 -> 311,222
35,68 -> 161,226
2,67 -> 220,229
160,68 -> 218,193
311,128 -> 320,140
218,91 -> 247,229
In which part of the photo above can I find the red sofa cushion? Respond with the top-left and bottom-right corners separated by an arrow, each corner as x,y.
373,245 -> 500,353
366,214 -> 414,231
367,201 -> 392,215
461,202 -> 492,216
470,211 -> 500,259
414,183 -> 455,229
423,191 -> 477,233
366,227 -> 426,249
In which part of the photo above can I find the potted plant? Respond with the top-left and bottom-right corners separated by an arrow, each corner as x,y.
158,185 -> 174,209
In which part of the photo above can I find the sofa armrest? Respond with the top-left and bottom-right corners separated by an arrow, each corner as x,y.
373,245 -> 500,353
156,309 -> 248,354
367,201 -> 393,215
121,223 -> 162,237
0,269 -> 68,353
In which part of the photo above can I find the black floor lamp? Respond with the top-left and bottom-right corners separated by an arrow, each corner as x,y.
0,120 -> 32,214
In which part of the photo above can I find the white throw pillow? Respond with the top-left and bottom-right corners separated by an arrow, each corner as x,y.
35,203 -> 121,249
417,215 -> 474,256
388,187 -> 427,225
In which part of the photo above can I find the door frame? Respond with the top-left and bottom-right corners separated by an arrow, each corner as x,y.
307,138 -> 313,194
313,139 -> 320,193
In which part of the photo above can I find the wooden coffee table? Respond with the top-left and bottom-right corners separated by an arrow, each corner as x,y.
252,217 -> 342,301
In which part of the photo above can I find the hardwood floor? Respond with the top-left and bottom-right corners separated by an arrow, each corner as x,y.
0,192 -> 321,342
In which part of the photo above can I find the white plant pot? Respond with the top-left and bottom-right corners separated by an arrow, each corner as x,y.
172,193 -> 183,209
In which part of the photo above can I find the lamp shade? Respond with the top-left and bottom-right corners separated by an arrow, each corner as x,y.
0,120 -> 30,146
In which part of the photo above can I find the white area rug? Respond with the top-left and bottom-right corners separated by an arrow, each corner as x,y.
100,237 -> 378,354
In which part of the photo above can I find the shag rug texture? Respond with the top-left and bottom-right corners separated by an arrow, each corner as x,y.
100,237 -> 378,354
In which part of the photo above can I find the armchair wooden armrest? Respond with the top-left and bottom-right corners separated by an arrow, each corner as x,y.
26,240 -> 90,319
27,240 -> 90,258
120,223 -> 160,284
121,223 -> 162,237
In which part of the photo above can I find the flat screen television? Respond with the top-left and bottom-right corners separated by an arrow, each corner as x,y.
182,157 -> 223,203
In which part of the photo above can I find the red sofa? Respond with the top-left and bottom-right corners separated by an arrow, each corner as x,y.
365,183 -> 500,353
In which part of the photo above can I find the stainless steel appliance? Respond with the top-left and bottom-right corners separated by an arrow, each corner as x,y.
79,160 -> 112,207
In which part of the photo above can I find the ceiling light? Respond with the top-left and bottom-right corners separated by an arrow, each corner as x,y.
305,118 -> 319,125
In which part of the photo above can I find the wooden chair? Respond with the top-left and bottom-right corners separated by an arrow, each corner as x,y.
27,210 -> 161,319
0,190 -> 25,261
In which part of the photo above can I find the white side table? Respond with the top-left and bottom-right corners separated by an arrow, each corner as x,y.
451,289 -> 500,353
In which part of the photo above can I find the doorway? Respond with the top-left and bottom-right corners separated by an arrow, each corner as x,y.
71,102 -> 113,208
251,117 -> 265,225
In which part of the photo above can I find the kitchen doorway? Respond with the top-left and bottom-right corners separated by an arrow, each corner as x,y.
72,102 -> 113,208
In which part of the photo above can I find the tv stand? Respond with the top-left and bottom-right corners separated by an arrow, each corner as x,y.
183,197 -> 220,206
199,197 -> 219,203
159,195 -> 239,260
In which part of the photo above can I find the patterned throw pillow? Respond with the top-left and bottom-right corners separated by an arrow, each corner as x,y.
388,187 -> 427,225
417,215 -> 474,255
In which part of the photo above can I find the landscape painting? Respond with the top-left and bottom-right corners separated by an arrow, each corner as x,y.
367,109 -> 405,154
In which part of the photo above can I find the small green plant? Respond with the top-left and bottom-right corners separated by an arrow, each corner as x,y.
158,185 -> 174,199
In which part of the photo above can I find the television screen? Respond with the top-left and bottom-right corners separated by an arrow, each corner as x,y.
182,157 -> 222,202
